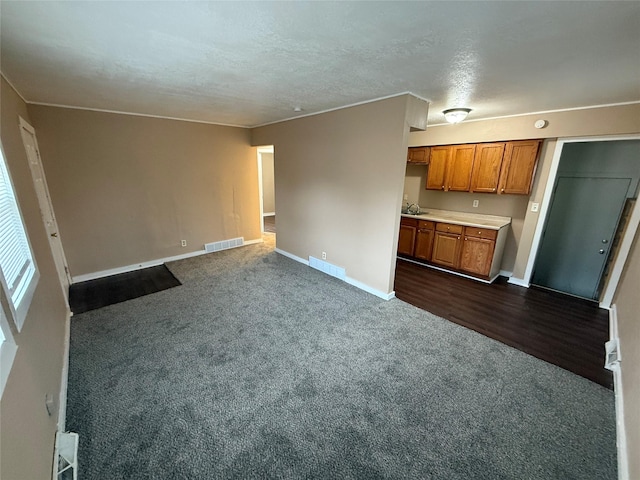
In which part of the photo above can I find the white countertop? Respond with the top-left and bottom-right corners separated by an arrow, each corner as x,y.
401,208 -> 511,230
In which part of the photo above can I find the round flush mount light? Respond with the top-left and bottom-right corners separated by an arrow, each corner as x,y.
443,108 -> 471,124
534,119 -> 548,129
293,106 -> 303,113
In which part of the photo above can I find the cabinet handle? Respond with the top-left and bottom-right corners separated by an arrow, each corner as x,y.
501,188 -> 504,193
457,236 -> 460,239
441,185 -> 445,190
492,188 -> 496,191
478,231 -> 482,235
465,237 -> 468,240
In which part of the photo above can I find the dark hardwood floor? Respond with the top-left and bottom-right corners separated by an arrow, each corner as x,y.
264,215 -> 276,233
69,265 -> 181,314
394,259 -> 613,388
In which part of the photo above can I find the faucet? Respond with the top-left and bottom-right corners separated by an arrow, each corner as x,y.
407,203 -> 420,215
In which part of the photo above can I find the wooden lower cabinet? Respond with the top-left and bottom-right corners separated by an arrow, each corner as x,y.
459,227 -> 497,277
414,221 -> 435,260
398,218 -> 418,256
431,223 -> 463,268
398,218 -> 507,281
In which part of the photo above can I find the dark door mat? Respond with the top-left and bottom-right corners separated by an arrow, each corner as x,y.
69,265 -> 181,314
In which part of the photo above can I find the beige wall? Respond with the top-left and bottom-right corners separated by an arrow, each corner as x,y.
261,152 -> 275,214
1,77 -> 68,479
408,104 -> 640,277
613,229 -> 640,479
28,105 -> 261,277
252,95 -> 428,295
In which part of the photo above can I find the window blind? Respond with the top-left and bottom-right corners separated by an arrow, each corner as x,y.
0,151 -> 35,308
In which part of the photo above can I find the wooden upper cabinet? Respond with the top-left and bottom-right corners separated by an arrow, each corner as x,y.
498,140 -> 541,195
426,146 -> 451,190
424,139 -> 541,195
471,143 -> 506,193
407,147 -> 430,164
426,145 -> 474,191
448,144 -> 476,191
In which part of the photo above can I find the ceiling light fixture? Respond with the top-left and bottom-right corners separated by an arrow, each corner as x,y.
443,108 -> 471,124
293,106 -> 303,113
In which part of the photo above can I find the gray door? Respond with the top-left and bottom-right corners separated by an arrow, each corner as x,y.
532,176 -> 630,300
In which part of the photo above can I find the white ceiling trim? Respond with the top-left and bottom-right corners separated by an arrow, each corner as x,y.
0,72 -> 28,105
5,68 -> 638,131
252,91 -> 429,129
426,101 -> 640,128
25,100 -> 251,129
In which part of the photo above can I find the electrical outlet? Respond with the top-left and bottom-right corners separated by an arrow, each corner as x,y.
321,252 -> 327,260
531,203 -> 540,212
403,194 -> 408,202
181,240 -> 187,247
472,199 -> 479,208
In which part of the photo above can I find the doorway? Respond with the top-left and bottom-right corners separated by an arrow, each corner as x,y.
530,139 -> 640,302
19,117 -> 72,303
258,146 -> 275,235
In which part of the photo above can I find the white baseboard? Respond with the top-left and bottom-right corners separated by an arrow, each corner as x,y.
609,306 -> 629,480
72,238 -> 263,283
499,270 -> 513,278
275,248 -> 309,265
507,276 -> 530,288
344,276 -> 395,300
57,310 -> 71,433
276,248 -> 394,300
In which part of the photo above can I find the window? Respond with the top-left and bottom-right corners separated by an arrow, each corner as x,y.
0,143 -> 39,331
0,306 -> 18,400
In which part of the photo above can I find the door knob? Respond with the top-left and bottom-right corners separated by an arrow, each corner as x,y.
50,232 -> 58,238
602,239 -> 608,244
598,249 -> 605,254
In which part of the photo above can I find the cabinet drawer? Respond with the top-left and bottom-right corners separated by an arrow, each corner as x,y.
401,217 -> 418,227
464,227 -> 497,240
417,220 -> 435,230
436,223 -> 463,234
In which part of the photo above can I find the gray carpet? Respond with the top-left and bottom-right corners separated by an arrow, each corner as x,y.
67,233 -> 617,479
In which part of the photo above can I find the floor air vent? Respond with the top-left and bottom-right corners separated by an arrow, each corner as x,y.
205,237 -> 244,253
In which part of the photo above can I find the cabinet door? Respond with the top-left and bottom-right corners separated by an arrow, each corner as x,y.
408,147 -> 430,164
447,144 -> 476,191
459,236 -> 495,276
498,140 -> 541,195
431,231 -> 462,268
398,222 -> 417,256
426,146 -> 451,190
471,143 -> 506,193
414,222 -> 435,260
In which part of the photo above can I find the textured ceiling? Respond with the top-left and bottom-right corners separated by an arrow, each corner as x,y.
1,1 -> 639,127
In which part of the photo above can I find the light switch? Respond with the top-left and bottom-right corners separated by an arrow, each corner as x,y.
531,202 -> 540,212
